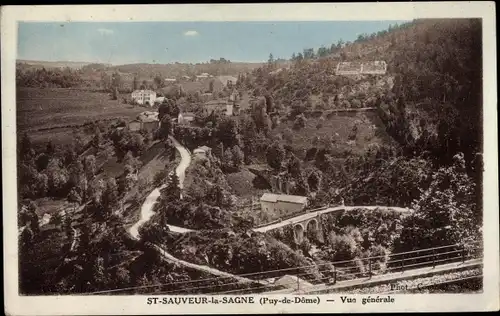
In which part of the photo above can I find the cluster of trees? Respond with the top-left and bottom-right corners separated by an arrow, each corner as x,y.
18,195 -> 219,294
18,120 -> 147,203
377,19 -> 482,171
165,229 -> 322,282
16,66 -> 83,88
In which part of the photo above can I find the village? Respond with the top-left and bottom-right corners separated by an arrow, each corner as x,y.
15,18 -> 484,298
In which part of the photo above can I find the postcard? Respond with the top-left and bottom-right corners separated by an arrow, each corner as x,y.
1,2 -> 498,315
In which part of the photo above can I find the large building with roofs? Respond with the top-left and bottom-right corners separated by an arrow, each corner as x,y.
260,193 -> 309,217
131,89 -> 156,106
128,111 -> 160,132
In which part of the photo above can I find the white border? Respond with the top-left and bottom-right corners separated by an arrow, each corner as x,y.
2,2 -> 498,315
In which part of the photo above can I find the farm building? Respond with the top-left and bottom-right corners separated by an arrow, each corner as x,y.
164,78 -> 177,83
155,96 -> 166,104
336,61 -> 363,75
216,75 -> 238,88
178,112 -> 196,125
260,193 -> 308,216
131,89 -> 156,106
128,111 -> 160,132
128,120 -> 142,132
205,99 -> 234,116
360,60 -> 387,75
196,73 -> 211,81
193,145 -> 212,159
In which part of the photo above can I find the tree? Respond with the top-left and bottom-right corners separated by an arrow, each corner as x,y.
163,172 -> 181,202
46,140 -> 55,156
231,145 -> 244,169
324,232 -> 358,262
158,115 -> 172,140
123,151 -> 142,175
133,75 -> 139,91
223,148 -> 234,169
153,74 -> 165,89
266,142 -> 285,170
67,187 -> 82,205
287,155 -> 302,179
46,158 -> 69,197
20,132 -> 35,161
307,170 -> 323,192
216,117 -> 239,148
293,114 -> 307,130
264,94 -> 274,114
394,153 -> 479,252
268,53 -> 275,65
83,155 -> 97,180
97,178 -> 119,221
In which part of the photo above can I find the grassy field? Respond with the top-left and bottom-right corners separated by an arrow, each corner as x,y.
271,110 -> 394,158
17,87 -> 146,132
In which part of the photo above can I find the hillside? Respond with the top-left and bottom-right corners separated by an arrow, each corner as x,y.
17,60 -> 110,69
248,18 -> 482,168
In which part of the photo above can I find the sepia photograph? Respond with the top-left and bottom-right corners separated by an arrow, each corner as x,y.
2,3 -> 498,315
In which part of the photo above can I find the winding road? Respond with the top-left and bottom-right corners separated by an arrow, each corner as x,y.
127,136 -> 260,284
128,136 -> 193,239
127,136 -> 412,287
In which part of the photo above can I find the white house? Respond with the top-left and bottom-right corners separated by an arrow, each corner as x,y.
193,145 -> 212,159
131,89 -> 156,106
260,193 -> 308,216
155,96 -> 166,104
178,112 -> 196,125
196,73 -> 211,81
217,75 -> 238,88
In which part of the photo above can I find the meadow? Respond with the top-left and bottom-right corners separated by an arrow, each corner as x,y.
17,87 -> 146,132
270,110 -> 395,158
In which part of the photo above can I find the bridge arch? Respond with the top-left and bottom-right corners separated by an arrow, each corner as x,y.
293,224 -> 305,244
305,218 -> 319,241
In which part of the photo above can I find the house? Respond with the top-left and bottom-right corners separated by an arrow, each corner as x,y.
360,60 -> 387,75
131,89 -> 157,106
217,75 -> 238,88
155,96 -> 166,104
129,111 -> 160,132
196,73 -> 211,81
260,193 -> 308,216
128,120 -> 142,132
193,145 -> 212,158
178,112 -> 196,125
226,102 -> 234,116
335,61 -> 363,75
205,99 -> 234,116
200,92 -> 214,102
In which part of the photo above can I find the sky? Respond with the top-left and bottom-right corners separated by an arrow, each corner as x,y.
17,21 -> 410,65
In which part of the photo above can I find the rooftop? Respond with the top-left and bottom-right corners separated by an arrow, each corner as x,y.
217,75 -> 238,84
260,193 -> 308,204
196,145 -> 211,152
137,111 -> 159,122
132,89 -> 156,94
205,99 -> 228,105
180,112 -> 196,117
